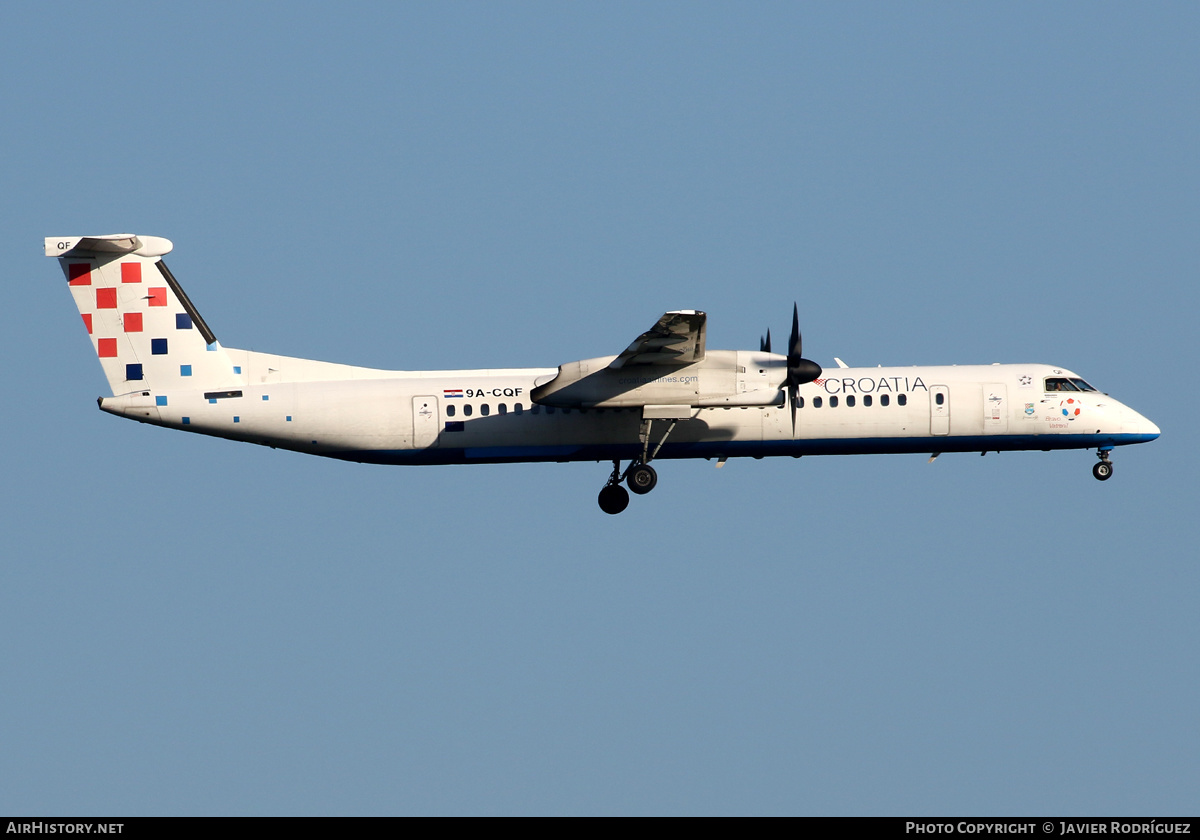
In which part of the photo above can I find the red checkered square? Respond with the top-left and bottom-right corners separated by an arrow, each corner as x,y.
124,312 -> 143,332
82,313 -> 92,334
121,263 -> 142,283
97,288 -> 117,309
148,287 -> 167,306
97,338 -> 117,358
68,264 -> 91,286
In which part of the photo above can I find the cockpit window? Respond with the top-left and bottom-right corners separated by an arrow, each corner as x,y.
1069,378 -> 1097,392
1044,377 -> 1079,392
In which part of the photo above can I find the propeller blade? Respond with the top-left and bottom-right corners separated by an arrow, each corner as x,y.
789,303 -> 802,361
760,329 -> 771,354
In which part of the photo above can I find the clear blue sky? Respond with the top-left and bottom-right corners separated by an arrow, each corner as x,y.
2,1 -> 1196,815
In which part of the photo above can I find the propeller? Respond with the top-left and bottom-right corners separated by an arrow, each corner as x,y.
759,329 -> 771,354
783,303 -> 822,435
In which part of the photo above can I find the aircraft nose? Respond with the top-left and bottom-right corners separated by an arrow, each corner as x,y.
1124,409 -> 1160,440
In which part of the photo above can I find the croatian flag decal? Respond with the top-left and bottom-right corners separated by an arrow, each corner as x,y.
443,389 -> 464,398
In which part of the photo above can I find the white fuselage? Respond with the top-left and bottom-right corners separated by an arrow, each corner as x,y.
99,350 -> 1160,466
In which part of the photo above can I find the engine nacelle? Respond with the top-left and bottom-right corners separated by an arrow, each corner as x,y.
531,350 -> 787,408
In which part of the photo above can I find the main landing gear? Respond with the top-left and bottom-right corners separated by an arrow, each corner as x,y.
597,416 -> 675,513
1093,447 -> 1114,481
597,460 -> 660,514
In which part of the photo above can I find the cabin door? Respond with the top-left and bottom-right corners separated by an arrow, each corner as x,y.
412,396 -> 440,448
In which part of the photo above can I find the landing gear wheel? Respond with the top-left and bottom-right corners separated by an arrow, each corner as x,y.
598,484 -> 630,514
627,464 -> 658,495
1093,461 -> 1113,481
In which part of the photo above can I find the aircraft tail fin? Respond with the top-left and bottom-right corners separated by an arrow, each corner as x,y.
46,234 -> 240,396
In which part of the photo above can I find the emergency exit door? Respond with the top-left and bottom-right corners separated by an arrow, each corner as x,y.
983,384 -> 1008,434
930,386 -> 950,435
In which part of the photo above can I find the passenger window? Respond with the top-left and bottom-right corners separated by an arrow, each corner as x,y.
830,396 -> 839,408
814,396 -> 823,408
546,406 -> 556,415
864,395 -> 872,407
481,404 -> 490,416
846,395 -> 855,407
515,403 -> 523,414
464,404 -> 473,417
531,405 -> 541,415
498,404 -> 507,415
446,404 -> 456,417
797,396 -> 805,408
881,394 -> 889,406
898,394 -> 907,406
563,408 -> 571,415
935,393 -> 945,406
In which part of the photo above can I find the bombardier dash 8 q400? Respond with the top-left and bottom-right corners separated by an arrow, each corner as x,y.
47,234 -> 1160,514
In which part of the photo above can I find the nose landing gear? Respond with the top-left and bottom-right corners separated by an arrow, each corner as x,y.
1093,447 -> 1114,481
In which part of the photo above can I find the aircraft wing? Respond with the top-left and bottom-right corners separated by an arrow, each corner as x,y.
608,310 -> 706,369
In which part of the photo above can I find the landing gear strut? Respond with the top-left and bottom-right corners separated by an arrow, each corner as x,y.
1093,448 -> 1114,481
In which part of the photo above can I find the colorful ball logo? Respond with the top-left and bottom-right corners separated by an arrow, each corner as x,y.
1059,397 -> 1082,420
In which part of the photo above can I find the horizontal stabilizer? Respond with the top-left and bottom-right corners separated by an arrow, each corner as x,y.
46,234 -> 173,259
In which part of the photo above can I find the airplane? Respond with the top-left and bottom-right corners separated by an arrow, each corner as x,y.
46,233 -> 1161,514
